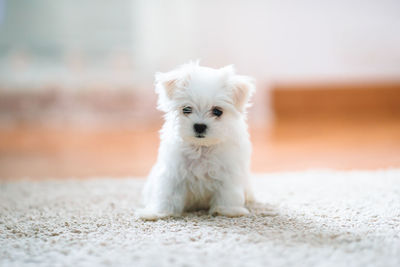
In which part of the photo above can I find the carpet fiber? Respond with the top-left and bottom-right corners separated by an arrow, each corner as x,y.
1,170 -> 400,267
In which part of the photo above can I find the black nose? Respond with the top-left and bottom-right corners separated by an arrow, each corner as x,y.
193,123 -> 207,134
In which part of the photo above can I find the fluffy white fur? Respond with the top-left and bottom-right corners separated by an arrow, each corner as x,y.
136,61 -> 255,220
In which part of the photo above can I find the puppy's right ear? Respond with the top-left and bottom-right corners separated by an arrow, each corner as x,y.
154,71 -> 184,112
155,71 -> 180,100
154,64 -> 193,112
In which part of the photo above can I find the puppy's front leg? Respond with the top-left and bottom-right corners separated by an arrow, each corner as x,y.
136,177 -> 186,221
209,182 -> 249,217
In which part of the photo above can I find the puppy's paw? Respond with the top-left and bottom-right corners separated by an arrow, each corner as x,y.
135,209 -> 173,221
209,206 -> 249,217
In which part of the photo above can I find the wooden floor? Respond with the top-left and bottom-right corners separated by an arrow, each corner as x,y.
1,117 -> 399,179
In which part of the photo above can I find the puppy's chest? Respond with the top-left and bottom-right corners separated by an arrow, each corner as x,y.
183,149 -> 222,181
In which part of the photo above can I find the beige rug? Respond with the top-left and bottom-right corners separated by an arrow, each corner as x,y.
1,170 -> 400,267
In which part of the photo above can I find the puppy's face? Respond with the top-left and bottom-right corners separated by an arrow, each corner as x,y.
155,62 -> 254,146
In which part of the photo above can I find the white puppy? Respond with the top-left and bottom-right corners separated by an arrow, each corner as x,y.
137,61 -> 255,220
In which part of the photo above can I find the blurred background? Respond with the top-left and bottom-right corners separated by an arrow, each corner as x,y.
0,0 -> 399,179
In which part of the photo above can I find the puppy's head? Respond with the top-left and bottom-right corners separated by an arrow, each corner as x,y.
155,61 -> 255,146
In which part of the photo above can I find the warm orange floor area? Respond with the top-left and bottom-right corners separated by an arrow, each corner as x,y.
1,118 -> 400,179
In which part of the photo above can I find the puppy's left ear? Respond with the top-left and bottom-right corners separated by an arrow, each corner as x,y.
228,75 -> 256,113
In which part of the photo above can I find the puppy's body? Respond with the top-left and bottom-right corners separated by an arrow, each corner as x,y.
138,62 -> 255,220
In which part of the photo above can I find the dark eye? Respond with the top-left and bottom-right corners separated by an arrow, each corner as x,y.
212,107 -> 223,117
182,106 -> 192,114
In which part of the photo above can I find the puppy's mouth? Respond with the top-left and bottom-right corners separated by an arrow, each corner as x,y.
183,136 -> 221,147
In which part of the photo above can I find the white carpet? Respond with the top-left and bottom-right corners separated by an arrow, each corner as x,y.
1,170 -> 400,267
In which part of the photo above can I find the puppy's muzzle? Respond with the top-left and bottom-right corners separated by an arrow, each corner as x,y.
193,123 -> 207,136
